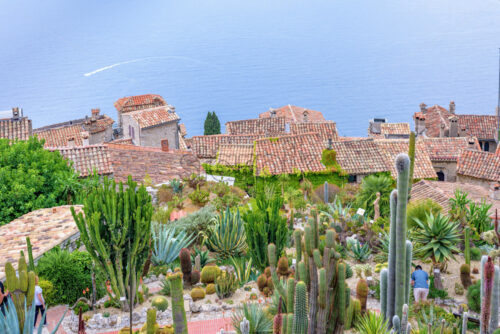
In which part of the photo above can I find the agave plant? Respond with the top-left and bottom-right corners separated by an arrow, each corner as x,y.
0,297 -> 66,334
230,256 -> 255,285
151,223 -> 196,265
190,247 -> 215,268
170,178 -> 184,194
412,213 -> 461,267
374,232 -> 389,263
206,207 -> 247,259
349,240 -> 372,263
355,311 -> 390,334
231,302 -> 273,334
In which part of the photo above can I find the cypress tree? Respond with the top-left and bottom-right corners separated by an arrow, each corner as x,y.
203,112 -> 213,135
203,111 -> 221,135
212,112 -> 221,134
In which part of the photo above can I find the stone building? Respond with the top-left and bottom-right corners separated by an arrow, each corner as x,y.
34,108 -> 113,147
418,137 -> 480,182
115,94 -> 181,149
413,101 -> 499,152
368,119 -> 411,139
259,105 -> 326,124
456,149 -> 500,188
0,107 -> 32,140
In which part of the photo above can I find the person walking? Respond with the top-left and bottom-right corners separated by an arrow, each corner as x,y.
411,265 -> 429,303
33,276 -> 47,328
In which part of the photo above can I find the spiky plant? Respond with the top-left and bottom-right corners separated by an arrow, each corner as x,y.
355,174 -> 393,218
231,302 -> 273,334
374,232 -> 389,263
151,224 -> 196,266
206,207 -> 247,259
230,257 -> 255,286
412,212 -> 461,267
349,241 -> 372,263
355,312 -> 391,334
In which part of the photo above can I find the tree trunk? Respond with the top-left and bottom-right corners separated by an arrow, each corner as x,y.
433,269 -> 444,291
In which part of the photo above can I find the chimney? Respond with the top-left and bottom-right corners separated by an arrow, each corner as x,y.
439,123 -> 446,137
167,105 -> 175,114
414,114 -> 426,136
67,136 -> 75,147
449,101 -> 456,114
269,108 -> 276,118
419,103 -> 427,114
459,125 -> 467,137
91,108 -> 100,121
449,116 -> 458,137
468,136 -> 477,149
327,138 -> 333,150
11,107 -> 20,121
161,139 -> 169,152
490,183 -> 500,201
81,131 -> 90,146
303,109 -> 309,122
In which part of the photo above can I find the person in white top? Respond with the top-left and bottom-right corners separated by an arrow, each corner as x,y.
33,276 -> 47,328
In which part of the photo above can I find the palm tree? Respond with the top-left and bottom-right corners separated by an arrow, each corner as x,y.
355,174 -> 393,218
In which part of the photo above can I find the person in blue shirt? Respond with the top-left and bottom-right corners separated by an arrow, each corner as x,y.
411,265 -> 429,303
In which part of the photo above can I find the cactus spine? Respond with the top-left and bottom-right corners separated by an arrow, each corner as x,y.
381,154 -> 412,324
168,273 -> 188,334
240,317 -> 250,334
26,237 -> 35,273
146,308 -> 156,334
490,265 -> 500,332
481,256 -> 495,334
324,181 -> 329,203
293,281 -> 308,334
464,227 -> 471,266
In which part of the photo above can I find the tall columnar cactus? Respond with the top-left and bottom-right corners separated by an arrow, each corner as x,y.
407,131 -> 415,196
356,279 -> 368,313
390,304 -> 411,334
462,312 -> 468,334
71,176 -> 153,309
240,317 -> 250,334
5,253 -> 36,333
481,256 -> 495,334
380,154 -> 412,324
490,266 -> 500,333
168,273 -> 188,334
26,237 -> 35,273
292,281 -> 308,334
323,181 -> 329,203
464,228 -> 471,266
179,248 -> 199,286
146,308 -> 156,334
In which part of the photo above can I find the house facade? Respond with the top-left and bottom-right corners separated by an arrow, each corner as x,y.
0,107 -> 32,141
456,149 -> 500,188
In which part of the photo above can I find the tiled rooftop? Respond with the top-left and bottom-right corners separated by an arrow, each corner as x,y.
419,137 -> 480,161
380,123 -> 410,136
458,115 -> 498,140
0,205 -> 83,280
330,139 -> 387,175
190,134 -> 263,159
114,94 -> 166,112
51,145 -> 113,177
457,149 -> 500,182
129,106 -> 180,129
217,144 -> 254,166
374,139 -> 436,179
225,117 -> 287,136
254,133 -> 326,175
259,105 -> 326,123
0,117 -> 32,141
179,123 -> 187,137
410,180 -> 500,215
289,121 -> 339,141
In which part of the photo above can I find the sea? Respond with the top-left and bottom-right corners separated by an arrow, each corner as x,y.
0,0 -> 499,137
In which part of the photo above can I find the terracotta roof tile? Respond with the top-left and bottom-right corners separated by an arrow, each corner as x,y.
330,139 -> 387,175
129,107 -> 179,129
114,94 -> 166,112
51,145 -> 113,177
34,124 -> 84,147
289,121 -> 339,141
374,139 -> 436,179
380,123 -> 410,137
410,180 -> 500,215
254,133 -> 325,175
179,123 -> 187,137
0,117 -> 32,140
414,105 -> 452,137
225,117 -> 287,135
259,105 -> 326,123
84,115 -> 114,134
0,205 -> 83,280
419,137 -> 480,161
458,115 -> 498,140
109,138 -> 134,145
191,134 -> 263,159
457,149 -> 500,182
217,144 -> 254,166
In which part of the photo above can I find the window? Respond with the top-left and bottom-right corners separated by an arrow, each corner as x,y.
348,175 -> 357,183
484,141 -> 490,152
437,171 -> 445,181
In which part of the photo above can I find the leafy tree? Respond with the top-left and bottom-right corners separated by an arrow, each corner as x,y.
355,174 -> 393,218
0,137 -> 79,225
406,198 -> 442,228
203,111 -> 221,135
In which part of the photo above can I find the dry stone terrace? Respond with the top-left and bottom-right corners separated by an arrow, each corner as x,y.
0,205 -> 83,280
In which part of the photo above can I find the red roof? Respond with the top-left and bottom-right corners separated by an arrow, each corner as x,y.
458,115 -> 498,140
289,121 -> 339,141
457,149 -> 500,182
191,134 -> 263,159
52,145 -> 112,177
225,117 -> 287,136
330,139 -> 387,175
114,94 -> 166,112
419,137 -> 481,161
259,105 -> 326,123
128,107 -> 179,129
0,117 -> 32,141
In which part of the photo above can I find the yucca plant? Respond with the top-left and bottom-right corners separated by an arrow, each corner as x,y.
412,213 -> 461,267
206,207 -> 247,259
374,232 -> 389,263
0,297 -> 66,334
355,311 -> 391,334
231,302 -> 273,334
215,271 -> 239,299
152,223 -> 196,265
230,256 -> 255,285
190,247 -> 215,268
349,240 -> 372,263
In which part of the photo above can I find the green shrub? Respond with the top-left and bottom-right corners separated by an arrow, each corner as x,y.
166,205 -> 217,242
428,276 -> 448,299
467,280 -> 481,313
470,248 -> 482,261
73,300 -> 90,315
188,186 -> 210,207
38,279 -> 55,307
157,184 -> 174,204
407,199 -> 442,228
355,174 -> 393,218
160,279 -> 171,296
151,296 -> 169,312
355,311 -> 390,334
36,248 -> 93,305
152,206 -> 174,224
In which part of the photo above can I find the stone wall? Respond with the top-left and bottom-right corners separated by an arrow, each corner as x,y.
121,114 -> 141,145
431,161 -> 457,182
89,127 -> 113,145
140,121 -> 179,149
456,174 -> 493,189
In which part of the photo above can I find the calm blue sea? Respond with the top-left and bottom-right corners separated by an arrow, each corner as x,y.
0,0 -> 499,136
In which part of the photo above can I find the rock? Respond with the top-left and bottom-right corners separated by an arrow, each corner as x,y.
132,312 -> 141,324
109,315 -> 118,326
121,315 -> 130,327
184,294 -> 193,301
158,274 -> 165,280
190,300 -> 201,313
